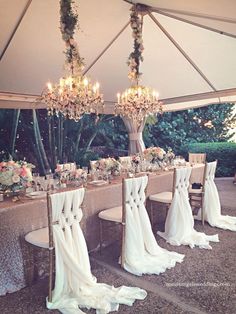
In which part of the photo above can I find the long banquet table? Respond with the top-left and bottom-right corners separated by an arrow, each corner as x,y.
0,165 -> 204,296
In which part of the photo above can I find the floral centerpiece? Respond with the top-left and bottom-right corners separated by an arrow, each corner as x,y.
55,163 -> 87,185
0,160 -> 34,194
143,147 -> 166,164
164,148 -> 175,165
69,168 -> 87,185
93,158 -> 121,176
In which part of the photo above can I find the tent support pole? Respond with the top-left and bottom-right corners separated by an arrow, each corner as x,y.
0,0 -> 32,62
152,9 -> 236,39
83,20 -> 130,75
147,11 -> 217,92
149,6 -> 236,24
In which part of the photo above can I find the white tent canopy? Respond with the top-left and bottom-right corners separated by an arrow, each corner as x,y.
0,0 -> 236,112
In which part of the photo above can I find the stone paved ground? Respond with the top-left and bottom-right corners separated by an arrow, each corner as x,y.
0,178 -> 235,314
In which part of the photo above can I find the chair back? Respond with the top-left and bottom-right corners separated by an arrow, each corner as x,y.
204,161 -> 217,186
119,156 -> 132,168
47,188 -> 85,247
172,167 -> 192,197
121,175 -> 148,267
46,188 -> 85,302
189,153 -> 206,164
90,160 -> 97,171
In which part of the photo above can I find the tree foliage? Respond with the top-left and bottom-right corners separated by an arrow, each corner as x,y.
143,104 -> 235,154
0,103 -> 235,174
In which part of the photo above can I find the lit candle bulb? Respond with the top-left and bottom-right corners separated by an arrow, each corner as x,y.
83,77 -> 88,86
47,82 -> 52,92
59,78 -> 64,87
152,90 -> 156,100
138,87 -> 142,97
93,85 -> 97,93
117,93 -> 120,103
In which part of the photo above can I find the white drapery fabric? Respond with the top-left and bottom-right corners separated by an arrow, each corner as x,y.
122,117 -> 146,155
158,168 -> 219,249
196,161 -> 236,231
123,176 -> 184,276
46,189 -> 147,314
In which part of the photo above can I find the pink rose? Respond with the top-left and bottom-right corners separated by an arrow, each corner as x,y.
7,160 -> 15,166
20,166 -> 28,177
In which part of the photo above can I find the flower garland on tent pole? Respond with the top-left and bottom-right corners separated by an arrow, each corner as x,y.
115,4 -> 162,126
41,0 -> 103,122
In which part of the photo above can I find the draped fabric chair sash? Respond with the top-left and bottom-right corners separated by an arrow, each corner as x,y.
47,188 -> 147,314
123,176 -> 184,276
158,167 -> 219,249
196,161 -> 236,231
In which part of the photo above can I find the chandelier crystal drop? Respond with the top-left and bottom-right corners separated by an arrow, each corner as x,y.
41,0 -> 103,121
115,5 -> 162,125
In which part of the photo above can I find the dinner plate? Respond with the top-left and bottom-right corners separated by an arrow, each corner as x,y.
26,191 -> 47,198
89,180 -> 108,186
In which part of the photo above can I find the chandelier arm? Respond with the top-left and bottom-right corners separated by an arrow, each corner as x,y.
147,10 -> 217,92
83,20 -> 130,75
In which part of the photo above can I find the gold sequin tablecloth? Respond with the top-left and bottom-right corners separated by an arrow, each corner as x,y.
0,164 -> 204,295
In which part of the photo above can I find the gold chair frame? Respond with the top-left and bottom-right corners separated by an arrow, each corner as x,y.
149,168 -> 177,229
99,175 -> 148,268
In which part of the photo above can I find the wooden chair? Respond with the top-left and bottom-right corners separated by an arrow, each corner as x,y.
189,153 -> 206,164
189,161 -> 217,225
98,175 -> 148,268
149,168 -> 196,227
119,156 -> 132,167
90,160 -> 97,171
25,188 -> 85,302
148,170 -> 177,229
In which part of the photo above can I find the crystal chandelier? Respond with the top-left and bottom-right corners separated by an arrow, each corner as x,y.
116,5 -> 162,125
41,0 -> 103,122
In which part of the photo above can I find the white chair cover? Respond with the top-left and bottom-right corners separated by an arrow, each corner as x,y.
46,189 -> 147,314
158,168 -> 219,249
196,161 -> 236,231
123,176 -> 184,276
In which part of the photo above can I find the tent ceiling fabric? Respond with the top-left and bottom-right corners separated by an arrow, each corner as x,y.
0,0 -> 235,111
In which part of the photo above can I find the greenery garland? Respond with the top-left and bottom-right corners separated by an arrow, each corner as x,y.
127,6 -> 144,84
60,0 -> 84,74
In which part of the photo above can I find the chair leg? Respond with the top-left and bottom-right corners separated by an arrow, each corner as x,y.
99,219 -> 103,255
150,202 -> 154,229
165,205 -> 169,221
48,248 -> 54,303
201,197 -> 204,226
121,223 -> 125,269
25,242 -> 36,286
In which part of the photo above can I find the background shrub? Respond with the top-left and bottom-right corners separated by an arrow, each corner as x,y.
181,142 -> 236,177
